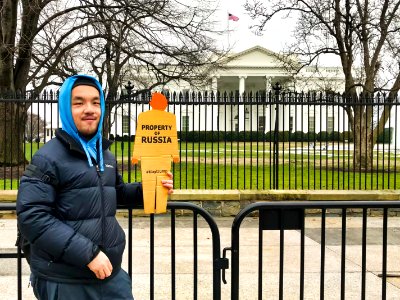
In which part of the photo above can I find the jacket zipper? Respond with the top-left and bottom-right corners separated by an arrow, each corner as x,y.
96,164 -> 106,246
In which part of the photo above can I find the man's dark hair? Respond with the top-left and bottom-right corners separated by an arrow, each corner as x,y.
72,78 -> 100,92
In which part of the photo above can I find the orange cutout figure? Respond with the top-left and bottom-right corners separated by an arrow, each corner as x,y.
132,92 -> 179,214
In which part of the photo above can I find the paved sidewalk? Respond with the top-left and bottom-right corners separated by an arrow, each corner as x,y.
1,215 -> 400,299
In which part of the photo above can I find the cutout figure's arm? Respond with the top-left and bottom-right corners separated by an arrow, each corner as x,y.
168,114 -> 179,163
131,156 -> 140,165
132,114 -> 144,165
131,146 -> 141,164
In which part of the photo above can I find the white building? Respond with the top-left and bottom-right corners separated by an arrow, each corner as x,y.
114,45 -> 349,137
36,45 -> 400,149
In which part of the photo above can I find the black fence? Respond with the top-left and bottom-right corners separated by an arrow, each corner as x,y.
1,90 -> 400,190
228,201 -> 400,300
0,201 -> 227,300
2,200 -> 400,299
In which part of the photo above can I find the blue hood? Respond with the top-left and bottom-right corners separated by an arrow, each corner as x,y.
58,74 -> 105,172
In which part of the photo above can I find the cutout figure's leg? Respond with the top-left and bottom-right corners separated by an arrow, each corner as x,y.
140,157 -> 157,214
155,175 -> 169,213
142,184 -> 156,214
140,156 -> 172,214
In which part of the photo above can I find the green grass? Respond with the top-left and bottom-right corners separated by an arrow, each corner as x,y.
118,162 -> 400,190
3,161 -> 399,190
23,142 -> 44,161
0,180 -> 19,190
107,141 -> 400,166
2,142 -> 399,190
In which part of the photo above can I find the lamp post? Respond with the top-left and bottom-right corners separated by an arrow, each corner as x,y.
123,80 -> 134,278
125,81 -> 134,95
272,82 -> 282,189
123,80 -> 134,182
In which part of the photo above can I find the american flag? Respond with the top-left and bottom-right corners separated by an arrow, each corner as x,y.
228,13 -> 239,22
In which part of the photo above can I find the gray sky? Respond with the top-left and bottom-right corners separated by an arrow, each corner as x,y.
216,0 -> 296,53
215,0 -> 341,67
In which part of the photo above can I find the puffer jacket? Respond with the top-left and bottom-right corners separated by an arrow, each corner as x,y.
16,129 -> 143,283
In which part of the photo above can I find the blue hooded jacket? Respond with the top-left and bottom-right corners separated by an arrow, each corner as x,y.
58,74 -> 105,171
16,74 -> 144,282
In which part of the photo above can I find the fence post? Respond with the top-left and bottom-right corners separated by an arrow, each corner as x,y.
124,81 -> 134,278
273,82 -> 282,189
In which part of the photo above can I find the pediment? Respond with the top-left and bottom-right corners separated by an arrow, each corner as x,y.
224,46 -> 288,68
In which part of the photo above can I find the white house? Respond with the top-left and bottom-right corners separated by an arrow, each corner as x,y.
114,45 -> 349,137
34,45 -> 400,149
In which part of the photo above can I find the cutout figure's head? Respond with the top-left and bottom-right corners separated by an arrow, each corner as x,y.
149,92 -> 168,111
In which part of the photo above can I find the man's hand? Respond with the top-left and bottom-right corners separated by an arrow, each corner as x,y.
87,251 -> 113,280
162,171 -> 174,194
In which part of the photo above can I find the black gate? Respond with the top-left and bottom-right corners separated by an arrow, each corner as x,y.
2,200 -> 400,299
0,202 -> 228,300
228,201 -> 400,300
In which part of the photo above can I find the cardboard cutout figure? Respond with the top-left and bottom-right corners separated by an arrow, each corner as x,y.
132,92 -> 179,214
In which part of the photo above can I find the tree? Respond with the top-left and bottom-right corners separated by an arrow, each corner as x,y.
0,0 -> 100,165
245,0 -> 400,170
73,0 -> 223,137
0,0 -> 34,166
0,0 -> 222,166
25,113 -> 46,142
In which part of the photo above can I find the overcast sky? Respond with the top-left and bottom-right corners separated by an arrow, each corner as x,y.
214,0 -> 341,67
215,0 -> 296,53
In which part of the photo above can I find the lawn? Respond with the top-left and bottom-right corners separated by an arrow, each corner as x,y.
120,162 -> 400,190
1,141 -> 399,190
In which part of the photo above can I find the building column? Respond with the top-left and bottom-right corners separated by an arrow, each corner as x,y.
239,75 -> 247,96
279,105 -> 290,131
211,76 -> 219,94
265,76 -> 272,93
265,76 -> 273,131
390,106 -> 400,149
238,76 -> 247,131
211,76 -> 220,130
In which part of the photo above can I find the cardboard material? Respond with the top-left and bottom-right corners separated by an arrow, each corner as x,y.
140,156 -> 172,214
132,93 -> 179,214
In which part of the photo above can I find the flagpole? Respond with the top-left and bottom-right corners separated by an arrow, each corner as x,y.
227,12 -> 239,49
227,11 -> 230,48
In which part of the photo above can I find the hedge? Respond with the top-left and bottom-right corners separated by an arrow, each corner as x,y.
108,128 -> 393,143
377,127 -> 393,143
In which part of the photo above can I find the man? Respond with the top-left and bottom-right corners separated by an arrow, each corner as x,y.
16,74 -> 174,299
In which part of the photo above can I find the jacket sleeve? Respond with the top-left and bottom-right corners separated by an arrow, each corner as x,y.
115,169 -> 143,209
16,154 -> 99,267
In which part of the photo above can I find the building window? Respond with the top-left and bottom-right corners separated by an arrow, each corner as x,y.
289,116 -> 293,132
258,116 -> 265,132
245,107 -> 250,120
327,116 -> 334,133
308,116 -> 315,132
181,115 -> 190,131
122,115 -> 130,134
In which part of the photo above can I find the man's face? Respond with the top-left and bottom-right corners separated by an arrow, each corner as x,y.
71,85 -> 101,138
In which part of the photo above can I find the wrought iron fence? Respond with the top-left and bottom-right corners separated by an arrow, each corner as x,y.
228,200 -> 400,300
1,90 -> 399,190
0,201 -> 226,300
3,200 -> 400,299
